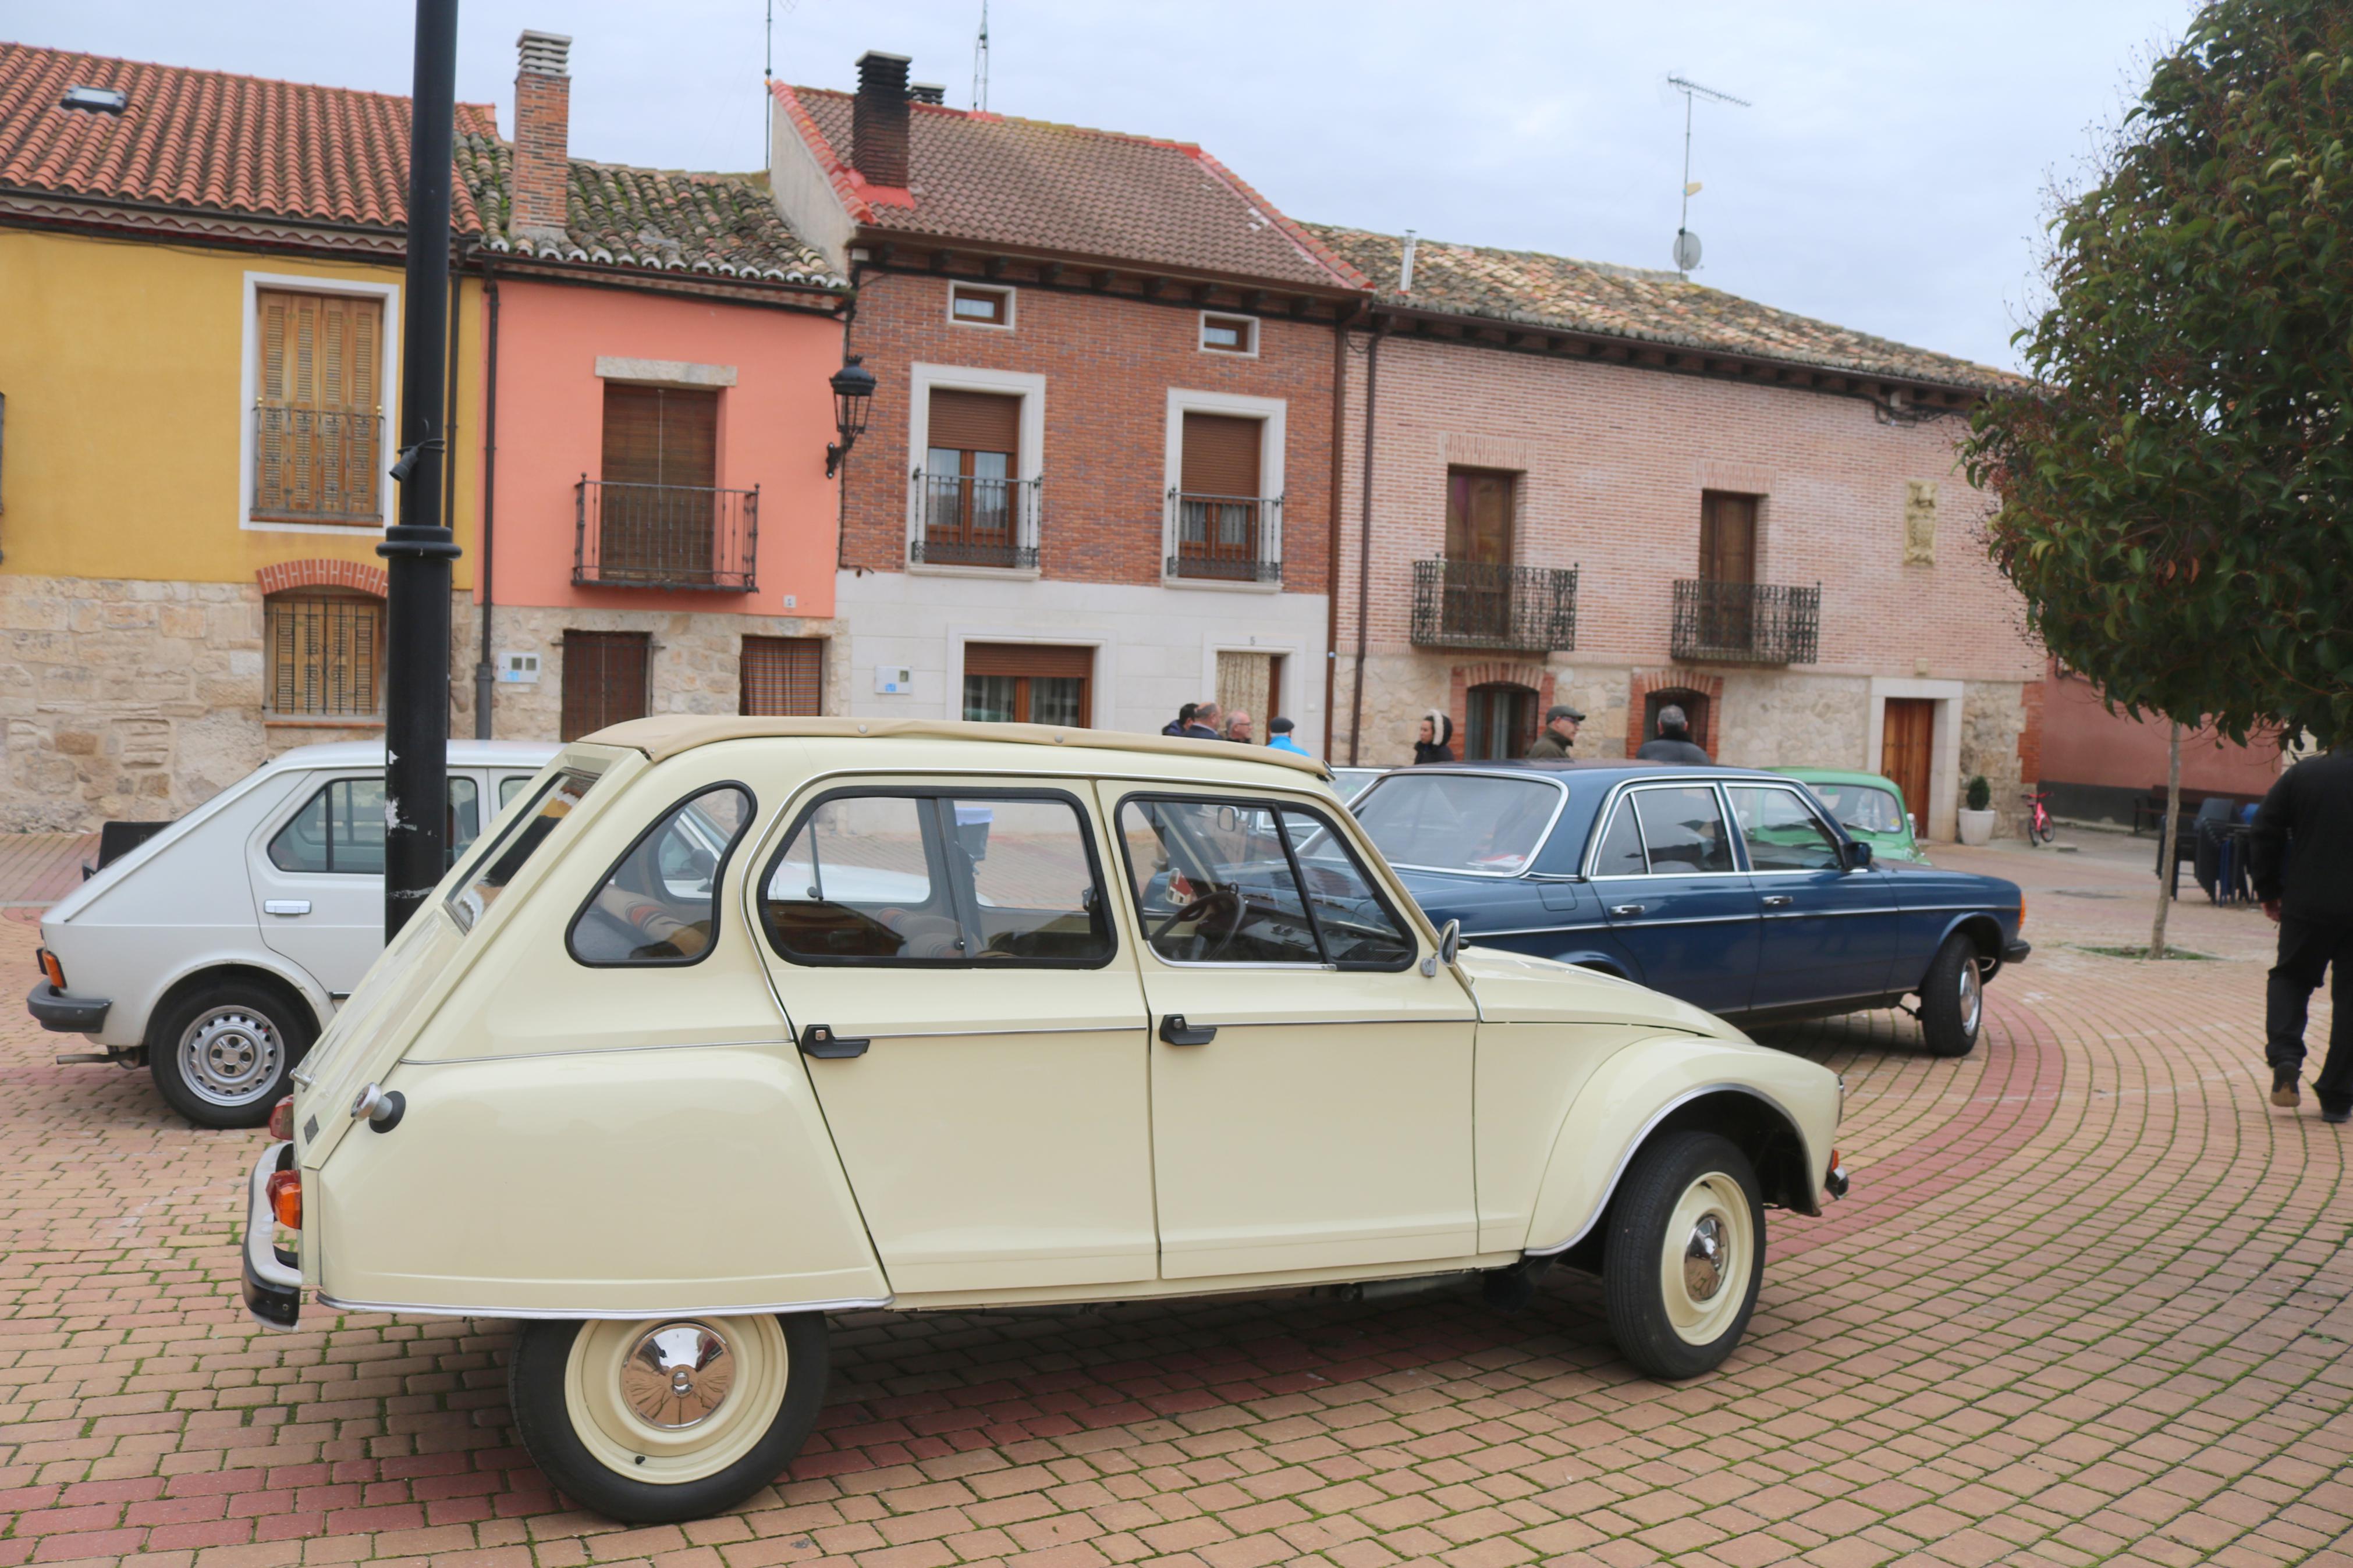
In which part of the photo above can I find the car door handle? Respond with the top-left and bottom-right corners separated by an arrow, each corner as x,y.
797,1025 -> 869,1059
1608,904 -> 1646,918
1761,894 -> 1794,908
1159,1014 -> 1217,1046
262,901 -> 312,916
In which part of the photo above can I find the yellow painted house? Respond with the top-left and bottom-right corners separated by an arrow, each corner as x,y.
0,42 -> 491,830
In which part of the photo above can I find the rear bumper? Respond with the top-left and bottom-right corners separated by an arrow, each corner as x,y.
26,981 -> 109,1033
2003,939 -> 2032,965
241,1142 -> 302,1332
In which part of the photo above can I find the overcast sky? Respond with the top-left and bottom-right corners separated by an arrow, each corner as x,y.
16,1 -> 2195,371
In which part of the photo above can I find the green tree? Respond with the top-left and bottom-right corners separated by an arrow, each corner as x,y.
1962,0 -> 2352,955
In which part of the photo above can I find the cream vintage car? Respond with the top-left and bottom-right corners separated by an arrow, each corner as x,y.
242,717 -> 1846,1523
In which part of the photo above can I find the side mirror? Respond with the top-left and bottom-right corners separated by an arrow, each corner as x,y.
1439,918 -> 1463,965
1844,841 -> 1874,872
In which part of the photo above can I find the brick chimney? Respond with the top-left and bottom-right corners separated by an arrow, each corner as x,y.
511,30 -> 572,236
851,51 -> 912,189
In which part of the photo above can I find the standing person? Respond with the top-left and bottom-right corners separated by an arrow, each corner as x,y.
1224,710 -> 1255,745
1636,704 -> 1712,764
1182,702 -> 1222,741
1413,710 -> 1454,765
1162,702 -> 1198,738
1265,716 -> 1308,756
2249,749 -> 2353,1122
1524,704 -> 1585,761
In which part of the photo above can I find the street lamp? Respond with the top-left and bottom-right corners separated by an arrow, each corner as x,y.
826,355 -> 876,478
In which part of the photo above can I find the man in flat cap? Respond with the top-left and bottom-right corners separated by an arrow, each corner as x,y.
1524,704 -> 1585,762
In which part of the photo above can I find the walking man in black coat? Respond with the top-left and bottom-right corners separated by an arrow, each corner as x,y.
2250,750 -> 2353,1123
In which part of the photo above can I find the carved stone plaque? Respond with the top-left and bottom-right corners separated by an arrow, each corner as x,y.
1903,481 -> 1938,566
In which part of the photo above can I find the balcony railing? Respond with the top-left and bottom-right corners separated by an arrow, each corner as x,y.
1410,559 -> 1579,651
252,407 -> 382,524
910,471 -> 1041,569
574,478 -> 758,591
1671,579 -> 1820,664
1167,490 -> 1282,583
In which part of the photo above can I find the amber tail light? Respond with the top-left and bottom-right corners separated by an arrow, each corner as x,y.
266,1169 -> 302,1229
2016,895 -> 2027,933
37,948 -> 65,990
268,1097 -> 295,1143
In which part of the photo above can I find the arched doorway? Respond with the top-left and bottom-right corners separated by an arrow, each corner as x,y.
1641,687 -> 1711,755
1465,682 -> 1536,760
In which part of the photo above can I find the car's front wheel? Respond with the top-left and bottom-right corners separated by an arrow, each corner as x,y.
148,980 -> 314,1128
1602,1131 -> 1764,1379
510,1313 -> 828,1523
1917,932 -> 1985,1058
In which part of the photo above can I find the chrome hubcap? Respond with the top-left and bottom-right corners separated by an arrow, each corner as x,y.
177,1008 -> 283,1106
1958,959 -> 1983,1036
620,1322 -> 735,1430
1683,1215 -> 1727,1300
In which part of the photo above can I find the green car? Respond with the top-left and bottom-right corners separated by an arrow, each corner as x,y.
1772,767 -> 1932,865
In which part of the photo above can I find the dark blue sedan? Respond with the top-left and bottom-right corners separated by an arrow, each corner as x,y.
1351,761 -> 2031,1056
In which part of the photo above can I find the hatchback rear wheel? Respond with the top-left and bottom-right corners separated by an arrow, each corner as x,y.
511,1313 -> 828,1523
149,981 -> 313,1128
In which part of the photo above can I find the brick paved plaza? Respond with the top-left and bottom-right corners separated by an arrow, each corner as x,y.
3,833 -> 2348,1568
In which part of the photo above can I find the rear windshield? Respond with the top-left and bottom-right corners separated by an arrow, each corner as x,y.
1351,772 -> 1563,876
446,764 -> 606,933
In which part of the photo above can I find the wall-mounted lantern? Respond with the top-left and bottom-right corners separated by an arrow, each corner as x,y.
826,355 -> 877,478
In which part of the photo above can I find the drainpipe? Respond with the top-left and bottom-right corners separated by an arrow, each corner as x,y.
1346,320 -> 1385,765
473,255 -> 501,738
1323,308 -> 1354,759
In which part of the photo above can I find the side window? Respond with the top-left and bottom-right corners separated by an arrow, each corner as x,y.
1727,785 -> 1844,872
499,774 -> 534,809
761,790 -> 1112,966
1277,808 -> 1415,969
268,776 -> 386,874
1630,786 -> 1736,874
446,777 -> 480,867
570,784 -> 755,966
1590,798 -> 1646,876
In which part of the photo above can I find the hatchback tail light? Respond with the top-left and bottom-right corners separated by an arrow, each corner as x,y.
36,948 -> 65,990
268,1097 -> 295,1142
266,1169 -> 302,1229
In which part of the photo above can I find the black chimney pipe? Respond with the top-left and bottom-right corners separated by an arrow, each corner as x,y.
379,0 -> 464,937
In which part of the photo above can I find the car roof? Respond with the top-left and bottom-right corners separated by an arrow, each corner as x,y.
582,714 -> 1332,777
267,739 -> 563,770
1382,759 -> 1798,786
1772,767 -> 1900,790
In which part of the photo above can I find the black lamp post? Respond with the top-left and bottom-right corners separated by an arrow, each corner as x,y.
826,355 -> 876,477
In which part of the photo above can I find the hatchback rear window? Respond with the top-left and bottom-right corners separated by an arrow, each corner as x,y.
447,763 -> 606,932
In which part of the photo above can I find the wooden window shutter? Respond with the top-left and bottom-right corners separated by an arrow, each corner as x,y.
601,385 -> 719,489
1445,468 -> 1516,566
963,642 -> 1093,680
740,637 -> 824,716
255,291 -> 383,522
1700,491 -> 1758,584
560,631 -> 652,741
927,389 -> 1020,457
1180,413 -> 1262,496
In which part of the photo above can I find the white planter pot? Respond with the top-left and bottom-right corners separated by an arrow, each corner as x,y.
1957,808 -> 1996,847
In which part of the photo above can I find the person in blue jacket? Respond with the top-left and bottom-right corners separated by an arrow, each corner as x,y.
1266,716 -> 1308,756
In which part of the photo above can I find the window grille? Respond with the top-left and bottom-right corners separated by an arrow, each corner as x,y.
265,592 -> 383,716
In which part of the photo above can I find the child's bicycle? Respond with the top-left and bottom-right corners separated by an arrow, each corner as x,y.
2021,789 -> 2055,845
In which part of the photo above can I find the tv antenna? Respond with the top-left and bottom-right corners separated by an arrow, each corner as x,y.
971,0 -> 990,112
1666,74 -> 1749,278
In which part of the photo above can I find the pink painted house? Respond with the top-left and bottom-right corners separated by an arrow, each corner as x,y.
455,32 -> 853,740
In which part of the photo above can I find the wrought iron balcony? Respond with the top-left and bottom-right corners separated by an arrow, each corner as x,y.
910,471 -> 1041,569
1167,490 -> 1282,583
1410,559 -> 1579,651
574,479 -> 758,591
1671,579 -> 1820,664
252,407 -> 382,524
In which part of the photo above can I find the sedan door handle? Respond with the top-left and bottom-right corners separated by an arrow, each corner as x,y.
797,1024 -> 869,1059
262,901 -> 312,916
1608,904 -> 1646,918
1761,894 -> 1795,908
1159,1014 -> 1217,1046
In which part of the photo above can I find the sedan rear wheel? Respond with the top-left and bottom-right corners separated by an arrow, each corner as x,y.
511,1313 -> 828,1523
1602,1131 -> 1765,1379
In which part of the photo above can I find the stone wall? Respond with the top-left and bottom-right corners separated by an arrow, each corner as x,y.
1711,671 -> 1871,771
1960,679 -> 2031,837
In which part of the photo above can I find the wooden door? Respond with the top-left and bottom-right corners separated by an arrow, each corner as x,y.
1880,699 -> 1936,835
561,631 -> 652,741
1699,492 -> 1757,583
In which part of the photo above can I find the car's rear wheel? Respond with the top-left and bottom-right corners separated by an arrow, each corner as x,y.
1602,1131 -> 1763,1379
1918,932 -> 1984,1058
511,1313 -> 828,1523
148,981 -> 313,1128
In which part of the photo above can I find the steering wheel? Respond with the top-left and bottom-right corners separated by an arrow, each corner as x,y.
1150,887 -> 1244,961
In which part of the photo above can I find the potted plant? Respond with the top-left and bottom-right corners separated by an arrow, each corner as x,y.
1958,774 -> 1997,846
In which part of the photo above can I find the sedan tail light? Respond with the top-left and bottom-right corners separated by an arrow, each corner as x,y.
265,1169 -> 302,1229
268,1097 -> 295,1143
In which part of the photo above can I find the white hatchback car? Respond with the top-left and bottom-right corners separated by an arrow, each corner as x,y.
29,739 -> 558,1126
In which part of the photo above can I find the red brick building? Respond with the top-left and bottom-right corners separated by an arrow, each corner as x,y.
766,53 -> 1364,739
1312,227 -> 2045,841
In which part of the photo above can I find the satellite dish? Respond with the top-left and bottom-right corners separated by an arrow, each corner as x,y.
1673,229 -> 1703,272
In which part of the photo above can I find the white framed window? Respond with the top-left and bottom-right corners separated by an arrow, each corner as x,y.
906,362 -> 1047,578
947,283 -> 1015,330
1198,312 -> 1257,356
239,271 -> 401,535
1163,388 -> 1285,592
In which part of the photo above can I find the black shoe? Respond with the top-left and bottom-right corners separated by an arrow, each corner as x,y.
2272,1069 -> 2301,1108
2323,1101 -> 2351,1125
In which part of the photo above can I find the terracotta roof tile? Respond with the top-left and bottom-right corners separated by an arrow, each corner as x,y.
1307,223 -> 2017,393
455,131 -> 842,287
780,84 -> 1360,290
0,41 -> 494,233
